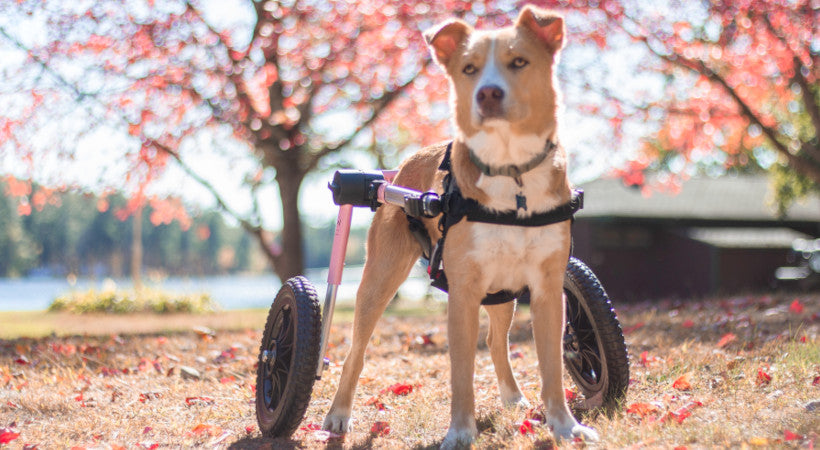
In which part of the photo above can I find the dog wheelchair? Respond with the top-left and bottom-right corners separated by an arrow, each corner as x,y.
255,169 -> 630,438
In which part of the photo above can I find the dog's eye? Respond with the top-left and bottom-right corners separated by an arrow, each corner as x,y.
510,57 -> 529,69
462,64 -> 478,75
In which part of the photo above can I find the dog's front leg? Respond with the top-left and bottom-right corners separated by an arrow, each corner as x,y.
441,282 -> 483,449
530,271 -> 599,442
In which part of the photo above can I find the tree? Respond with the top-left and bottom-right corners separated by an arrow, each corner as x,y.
591,1 -> 818,205
2,0 -> 815,285
0,0 -> 470,281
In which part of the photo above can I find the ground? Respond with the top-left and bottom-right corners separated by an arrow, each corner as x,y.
0,292 -> 818,448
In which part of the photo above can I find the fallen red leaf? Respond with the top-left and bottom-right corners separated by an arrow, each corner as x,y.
626,402 -> 660,418
0,429 -> 20,444
244,425 -> 255,434
716,333 -> 736,348
139,392 -> 161,403
664,401 -> 702,424
188,424 -> 222,437
789,299 -> 804,314
185,396 -> 215,406
682,319 -> 694,328
365,395 -> 387,411
518,419 -> 535,435
565,388 -> 577,401
383,383 -> 413,396
640,350 -> 658,366
299,423 -> 321,433
784,429 -> 803,441
813,376 -> 820,386
756,367 -> 772,386
370,421 -> 390,436
672,374 -> 692,391
14,355 -> 29,365
525,408 -> 545,422
219,376 -> 236,384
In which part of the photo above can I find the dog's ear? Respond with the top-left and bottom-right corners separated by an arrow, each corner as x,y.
424,19 -> 472,68
516,6 -> 565,52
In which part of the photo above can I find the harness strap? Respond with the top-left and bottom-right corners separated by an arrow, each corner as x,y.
439,143 -> 584,231
419,142 -> 583,304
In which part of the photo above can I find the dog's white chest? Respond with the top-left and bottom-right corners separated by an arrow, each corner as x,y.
465,221 -> 565,293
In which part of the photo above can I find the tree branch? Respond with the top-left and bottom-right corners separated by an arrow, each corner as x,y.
612,11 -> 820,184
305,58 -> 432,172
759,13 -> 820,161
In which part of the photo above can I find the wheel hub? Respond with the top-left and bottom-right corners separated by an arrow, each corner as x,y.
264,342 -> 278,369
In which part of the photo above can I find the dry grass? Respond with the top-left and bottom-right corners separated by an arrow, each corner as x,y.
1,292 -> 817,449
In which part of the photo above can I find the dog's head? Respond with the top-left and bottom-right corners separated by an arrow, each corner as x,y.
424,6 -> 565,138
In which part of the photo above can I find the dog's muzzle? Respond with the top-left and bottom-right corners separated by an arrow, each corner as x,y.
476,84 -> 505,119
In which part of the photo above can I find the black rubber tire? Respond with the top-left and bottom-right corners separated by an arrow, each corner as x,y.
563,257 -> 629,412
256,276 -> 322,438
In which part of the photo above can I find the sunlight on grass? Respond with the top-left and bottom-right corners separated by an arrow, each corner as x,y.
0,293 -> 816,448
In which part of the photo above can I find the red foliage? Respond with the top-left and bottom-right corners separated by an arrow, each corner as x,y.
663,401 -> 703,424
626,402 -> 660,419
518,419 -> 534,435
716,333 -> 737,348
370,421 -> 391,436
382,383 -> 414,396
756,367 -> 772,386
184,396 -> 215,406
672,374 -> 692,391
187,424 -> 222,437
784,429 -> 803,441
0,429 -> 20,444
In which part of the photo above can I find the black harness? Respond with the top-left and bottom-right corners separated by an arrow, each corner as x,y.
408,142 -> 584,305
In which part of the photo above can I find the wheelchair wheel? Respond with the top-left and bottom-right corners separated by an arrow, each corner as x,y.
256,276 -> 322,438
563,257 -> 629,412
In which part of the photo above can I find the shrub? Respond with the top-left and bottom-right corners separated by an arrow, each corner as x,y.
48,287 -> 219,314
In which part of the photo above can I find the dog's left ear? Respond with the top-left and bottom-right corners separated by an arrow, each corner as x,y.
516,6 -> 565,52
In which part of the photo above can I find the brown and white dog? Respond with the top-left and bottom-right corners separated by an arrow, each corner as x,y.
323,6 -> 598,447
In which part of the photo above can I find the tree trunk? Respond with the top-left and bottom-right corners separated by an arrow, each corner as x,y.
272,159 -> 306,281
131,204 -> 143,292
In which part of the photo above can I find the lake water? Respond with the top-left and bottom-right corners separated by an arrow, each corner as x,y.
0,265 -> 436,311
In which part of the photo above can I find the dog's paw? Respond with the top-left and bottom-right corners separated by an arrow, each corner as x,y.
501,393 -> 531,409
322,411 -> 352,434
551,422 -> 599,443
440,424 -> 478,449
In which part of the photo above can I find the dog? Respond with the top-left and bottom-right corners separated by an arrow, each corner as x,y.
322,6 -> 598,447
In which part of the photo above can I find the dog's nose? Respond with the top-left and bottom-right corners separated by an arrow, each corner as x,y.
476,85 -> 505,118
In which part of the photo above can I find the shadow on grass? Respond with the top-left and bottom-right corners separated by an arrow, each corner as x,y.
227,434 -> 444,450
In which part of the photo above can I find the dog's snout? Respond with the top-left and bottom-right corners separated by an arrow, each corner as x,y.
476,85 -> 505,119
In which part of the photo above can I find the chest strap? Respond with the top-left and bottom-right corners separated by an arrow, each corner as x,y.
437,142 -> 583,232
422,143 -> 583,304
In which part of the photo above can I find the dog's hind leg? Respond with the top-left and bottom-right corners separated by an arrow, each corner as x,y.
484,301 -> 529,408
323,205 -> 422,434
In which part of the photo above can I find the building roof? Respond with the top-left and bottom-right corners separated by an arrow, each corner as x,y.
686,227 -> 812,249
576,175 -> 820,223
